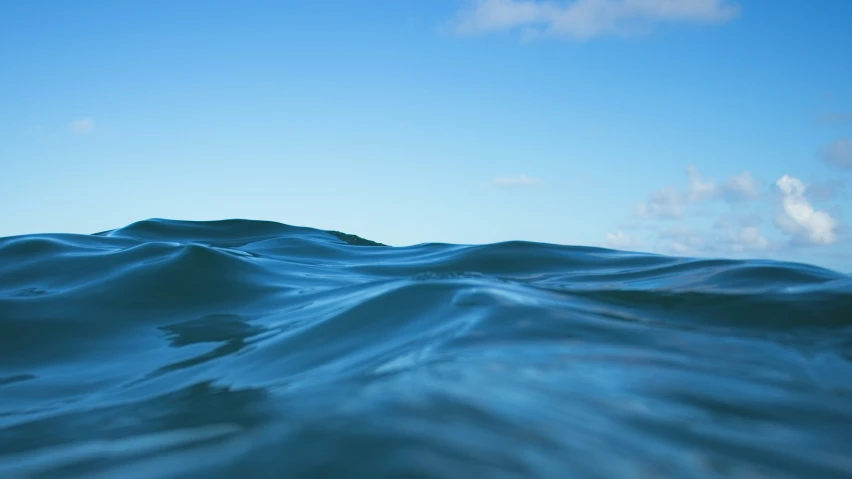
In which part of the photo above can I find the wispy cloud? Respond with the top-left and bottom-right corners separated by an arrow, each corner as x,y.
650,222 -> 772,256
774,175 -> 838,245
636,166 -> 760,220
726,226 -> 769,252
493,174 -> 542,187
635,187 -> 683,219
723,171 -> 761,201
819,138 -> 852,169
686,166 -> 761,203
807,178 -> 848,202
453,0 -> 739,39
685,166 -> 718,202
817,113 -> 852,125
69,118 -> 95,135
658,224 -> 712,255
603,230 -> 643,250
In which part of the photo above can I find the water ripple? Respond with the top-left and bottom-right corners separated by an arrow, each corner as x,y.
0,219 -> 850,478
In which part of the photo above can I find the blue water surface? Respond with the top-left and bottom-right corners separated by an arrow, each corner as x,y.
1,219 -> 851,478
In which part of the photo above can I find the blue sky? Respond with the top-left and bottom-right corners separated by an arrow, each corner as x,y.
1,0 -> 851,270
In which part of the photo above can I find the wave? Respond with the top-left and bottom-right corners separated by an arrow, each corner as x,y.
1,219 -> 850,478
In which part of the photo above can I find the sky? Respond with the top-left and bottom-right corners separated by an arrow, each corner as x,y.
1,0 -> 851,271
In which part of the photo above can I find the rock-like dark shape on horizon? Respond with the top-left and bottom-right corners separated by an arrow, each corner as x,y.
326,230 -> 386,247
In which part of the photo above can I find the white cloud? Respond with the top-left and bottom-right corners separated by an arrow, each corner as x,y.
723,170 -> 760,200
819,138 -> 852,169
728,226 -> 768,252
70,118 -> 95,135
603,230 -> 643,250
669,242 -> 690,254
628,220 -> 773,256
635,187 -> 683,219
658,224 -> 711,254
667,237 -> 706,255
625,169 -> 844,258
686,166 -> 760,203
493,174 -> 541,187
708,213 -> 771,252
686,165 -> 718,202
774,175 -> 838,245
453,0 -> 739,39
637,167 -> 761,221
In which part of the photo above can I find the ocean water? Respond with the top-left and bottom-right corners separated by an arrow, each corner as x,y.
1,219 -> 851,479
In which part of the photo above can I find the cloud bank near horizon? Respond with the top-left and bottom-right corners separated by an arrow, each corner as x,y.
452,0 -> 739,39
606,167 -> 845,257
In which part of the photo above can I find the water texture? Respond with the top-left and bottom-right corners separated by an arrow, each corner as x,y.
1,219 -> 851,478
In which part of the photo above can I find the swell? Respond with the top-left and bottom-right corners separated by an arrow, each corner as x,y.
0,219 -> 851,479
